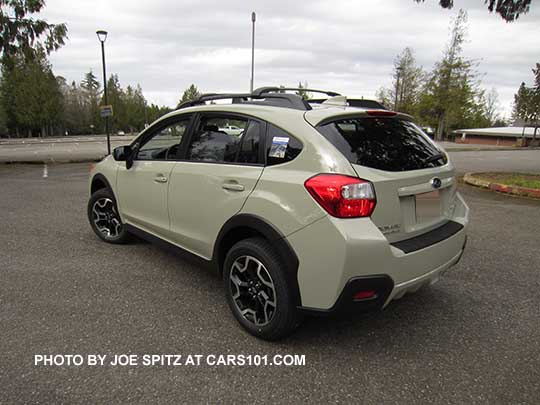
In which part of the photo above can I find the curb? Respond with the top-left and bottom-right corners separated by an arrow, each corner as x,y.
0,158 -> 103,165
463,172 -> 540,199
0,136 -> 135,146
446,146 -> 540,152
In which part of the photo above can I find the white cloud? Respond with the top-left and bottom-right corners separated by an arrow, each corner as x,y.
41,0 -> 539,117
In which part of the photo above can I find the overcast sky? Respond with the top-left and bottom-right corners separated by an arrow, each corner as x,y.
41,0 -> 539,117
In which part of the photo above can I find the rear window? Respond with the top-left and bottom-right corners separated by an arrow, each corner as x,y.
316,117 -> 447,172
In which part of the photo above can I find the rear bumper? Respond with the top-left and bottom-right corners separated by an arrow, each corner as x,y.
288,192 -> 469,312
299,275 -> 394,316
386,238 -> 465,305
298,236 -> 466,316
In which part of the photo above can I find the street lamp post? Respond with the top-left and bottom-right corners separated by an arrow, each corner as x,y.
96,30 -> 111,155
250,12 -> 256,93
394,66 -> 403,112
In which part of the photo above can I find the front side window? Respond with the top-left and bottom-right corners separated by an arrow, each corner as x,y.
187,115 -> 259,163
137,118 -> 190,160
237,121 -> 262,164
316,117 -> 447,171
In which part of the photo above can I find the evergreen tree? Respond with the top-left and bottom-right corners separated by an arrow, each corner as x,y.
1,51 -> 63,136
296,81 -> 311,100
81,70 -> 99,91
81,70 -> 101,134
102,74 -> 126,133
416,10 -> 483,139
512,63 -> 540,140
178,84 -> 201,107
413,0 -> 531,22
376,48 -> 425,114
147,103 -> 172,123
0,0 -> 67,66
124,84 -> 147,132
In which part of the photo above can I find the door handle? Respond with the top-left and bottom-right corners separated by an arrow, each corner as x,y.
222,183 -> 245,192
154,175 -> 168,183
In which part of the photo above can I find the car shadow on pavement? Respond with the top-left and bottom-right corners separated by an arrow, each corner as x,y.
282,284 -> 476,348
112,231 -> 484,352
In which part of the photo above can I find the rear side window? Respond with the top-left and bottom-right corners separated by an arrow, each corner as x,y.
316,117 -> 447,171
266,124 -> 303,166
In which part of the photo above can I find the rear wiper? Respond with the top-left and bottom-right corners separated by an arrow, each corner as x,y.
424,153 -> 445,164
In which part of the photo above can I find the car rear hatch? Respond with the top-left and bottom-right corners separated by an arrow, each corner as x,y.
313,112 -> 457,244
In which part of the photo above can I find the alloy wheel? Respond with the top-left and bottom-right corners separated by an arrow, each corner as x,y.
92,198 -> 122,238
229,255 -> 277,326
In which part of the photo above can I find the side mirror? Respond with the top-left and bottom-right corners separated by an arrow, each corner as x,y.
126,144 -> 138,170
112,145 -> 131,161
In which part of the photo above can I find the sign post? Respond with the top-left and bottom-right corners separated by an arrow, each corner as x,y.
99,105 -> 113,153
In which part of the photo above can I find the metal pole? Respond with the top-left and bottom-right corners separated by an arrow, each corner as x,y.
394,69 -> 400,111
250,12 -> 256,93
100,40 -> 110,155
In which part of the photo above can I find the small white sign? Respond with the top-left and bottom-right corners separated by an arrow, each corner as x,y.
269,136 -> 289,158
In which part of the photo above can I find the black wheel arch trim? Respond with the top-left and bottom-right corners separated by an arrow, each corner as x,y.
90,173 -> 114,194
214,213 -> 302,307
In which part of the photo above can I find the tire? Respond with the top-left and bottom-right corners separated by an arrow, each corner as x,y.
87,188 -> 130,244
223,237 -> 301,340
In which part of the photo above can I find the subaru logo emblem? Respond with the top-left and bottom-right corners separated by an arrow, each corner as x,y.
431,177 -> 442,189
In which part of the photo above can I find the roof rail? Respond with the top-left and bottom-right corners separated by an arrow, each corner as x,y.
309,98 -> 388,110
177,86 -> 341,111
253,87 -> 341,97
177,91 -> 309,110
178,92 -> 252,109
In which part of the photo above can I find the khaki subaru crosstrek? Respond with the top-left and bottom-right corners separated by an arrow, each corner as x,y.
88,87 -> 469,340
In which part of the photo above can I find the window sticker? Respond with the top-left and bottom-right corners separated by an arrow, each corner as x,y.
269,136 -> 289,158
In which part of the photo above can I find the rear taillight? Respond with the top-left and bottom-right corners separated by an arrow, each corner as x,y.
304,174 -> 376,218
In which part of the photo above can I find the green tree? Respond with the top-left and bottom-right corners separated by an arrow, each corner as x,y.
177,84 -> 201,107
81,70 -> 99,91
124,84 -> 147,132
512,82 -> 529,123
81,70 -> 101,134
0,51 -> 62,136
0,0 -> 67,65
0,1 -> 67,137
147,103 -> 172,123
102,74 -> 127,133
376,47 -> 425,114
60,79 -> 83,134
296,81 -> 311,100
0,77 -> 7,135
416,10 -> 484,139
513,63 -> 540,140
413,0 -> 531,22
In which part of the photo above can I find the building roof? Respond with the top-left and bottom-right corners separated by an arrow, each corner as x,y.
453,126 -> 540,139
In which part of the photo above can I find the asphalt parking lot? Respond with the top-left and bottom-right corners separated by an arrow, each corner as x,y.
1,163 -> 539,403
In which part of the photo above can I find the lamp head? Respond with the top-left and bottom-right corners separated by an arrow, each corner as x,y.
96,30 -> 108,43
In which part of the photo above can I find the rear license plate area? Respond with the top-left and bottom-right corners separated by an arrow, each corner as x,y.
415,190 -> 441,224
